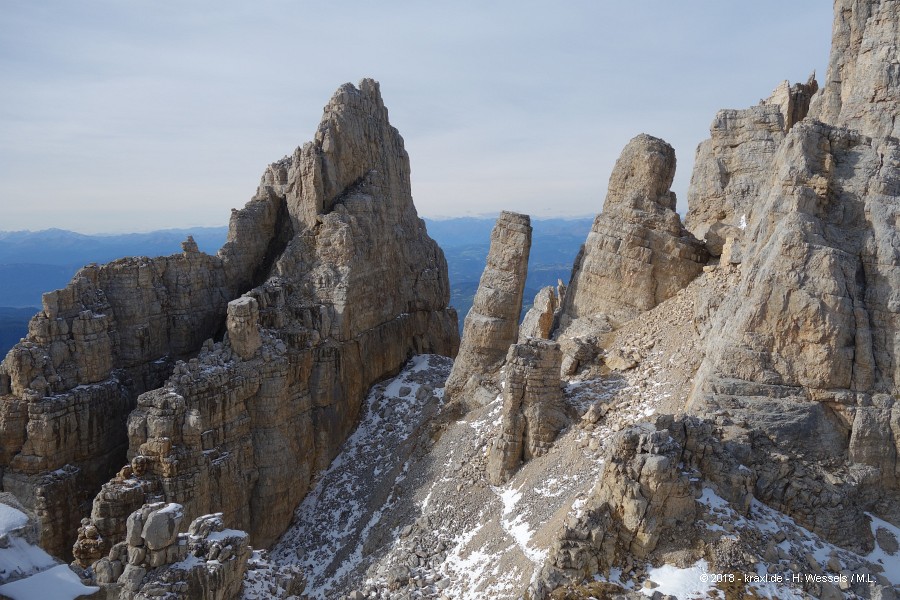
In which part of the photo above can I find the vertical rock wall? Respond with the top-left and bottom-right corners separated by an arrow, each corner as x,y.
0,199 -> 285,558
809,0 -> 900,139
0,79 -> 459,561
686,0 -> 900,541
684,78 -> 817,253
75,79 -> 459,560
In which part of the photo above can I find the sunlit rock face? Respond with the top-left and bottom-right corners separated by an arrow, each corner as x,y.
558,134 -> 706,334
445,211 -> 532,412
0,78 -> 458,560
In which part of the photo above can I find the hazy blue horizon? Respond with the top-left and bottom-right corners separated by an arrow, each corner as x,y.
1,2 -> 833,233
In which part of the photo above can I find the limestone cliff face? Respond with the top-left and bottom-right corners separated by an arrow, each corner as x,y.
0,79 -> 458,560
80,79 -> 458,561
687,0 -> 900,543
684,78 -> 818,252
809,0 -> 900,139
487,339 -> 567,485
445,211 -> 531,410
558,134 -> 707,332
0,206 -> 283,558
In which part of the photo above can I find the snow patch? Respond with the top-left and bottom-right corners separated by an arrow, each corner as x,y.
641,559 -> 717,599
865,512 -> 900,585
0,564 -> 98,600
0,505 -> 28,536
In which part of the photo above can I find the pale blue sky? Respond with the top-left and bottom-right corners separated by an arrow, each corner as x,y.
0,1 -> 832,233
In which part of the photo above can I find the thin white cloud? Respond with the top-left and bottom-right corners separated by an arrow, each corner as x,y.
0,1 -> 832,233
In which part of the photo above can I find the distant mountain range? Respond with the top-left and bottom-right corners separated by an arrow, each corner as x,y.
0,217 -> 594,356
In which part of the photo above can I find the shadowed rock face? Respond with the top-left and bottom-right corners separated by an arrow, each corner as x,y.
0,79 -> 459,560
558,134 -> 707,332
445,211 -> 531,411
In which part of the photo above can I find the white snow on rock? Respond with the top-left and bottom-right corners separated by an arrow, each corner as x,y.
0,535 -> 57,582
495,485 -> 546,565
0,501 -> 99,600
0,505 -> 28,535
0,564 -> 99,600
641,559 -> 716,599
866,512 -> 900,586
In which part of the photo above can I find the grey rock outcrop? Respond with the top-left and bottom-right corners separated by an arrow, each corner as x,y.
0,78 -> 458,561
487,339 -> 567,485
539,422 -> 697,593
688,117 -> 900,503
686,0 -> 900,548
539,416 -> 754,595
445,211 -> 531,411
558,134 -> 707,332
809,0 -> 900,139
767,76 -> 819,132
684,77 -> 817,251
92,503 -> 257,600
518,286 -> 559,342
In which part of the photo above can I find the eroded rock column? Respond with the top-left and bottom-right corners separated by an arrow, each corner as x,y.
226,296 -> 261,360
487,339 -> 567,485
558,134 -> 707,334
445,211 -> 531,410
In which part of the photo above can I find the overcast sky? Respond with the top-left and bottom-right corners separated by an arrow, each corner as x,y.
1,1 -> 833,233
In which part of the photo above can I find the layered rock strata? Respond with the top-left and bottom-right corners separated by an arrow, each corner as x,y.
1,78 -> 458,561
0,199 -> 285,558
687,0 -> 900,547
487,339 -> 567,485
92,503 -> 254,600
444,211 -> 531,410
76,79 -> 458,560
809,0 -> 900,139
558,135 -> 707,333
685,77 -> 817,254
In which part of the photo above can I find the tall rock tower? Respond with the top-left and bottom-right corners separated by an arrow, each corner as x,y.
0,79 -> 459,559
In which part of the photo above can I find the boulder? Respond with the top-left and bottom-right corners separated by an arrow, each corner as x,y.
519,286 -> 558,341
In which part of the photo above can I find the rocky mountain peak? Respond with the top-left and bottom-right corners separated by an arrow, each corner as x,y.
0,78 -> 458,564
257,78 -> 412,231
603,133 -> 677,216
